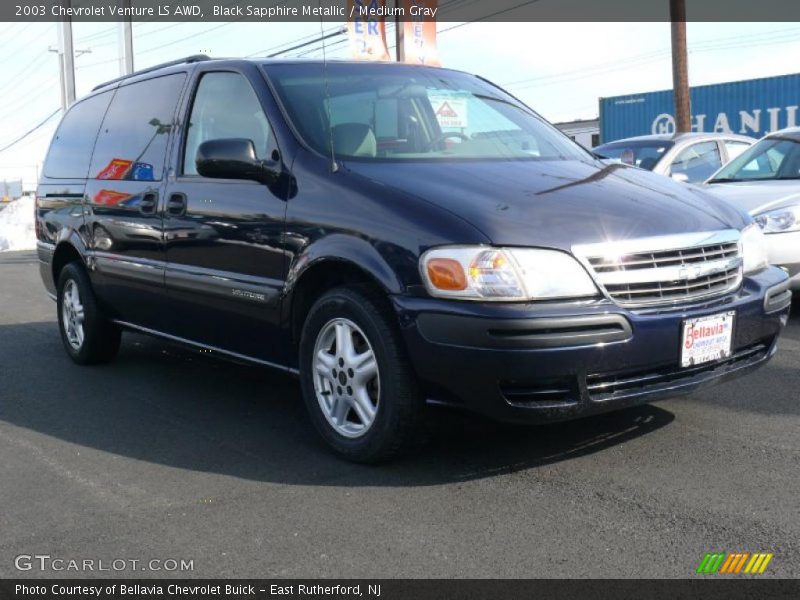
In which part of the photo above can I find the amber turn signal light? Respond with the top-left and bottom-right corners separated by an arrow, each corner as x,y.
426,258 -> 467,291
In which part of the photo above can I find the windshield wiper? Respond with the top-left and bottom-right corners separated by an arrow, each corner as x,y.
707,178 -> 741,183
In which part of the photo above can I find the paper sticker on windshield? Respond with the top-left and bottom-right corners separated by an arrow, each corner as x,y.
431,96 -> 468,129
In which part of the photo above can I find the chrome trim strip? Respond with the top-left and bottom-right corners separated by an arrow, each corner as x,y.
598,281 -> 742,308
89,252 -> 279,305
112,320 -> 299,375
91,251 -> 164,268
166,263 -> 280,306
93,253 -> 164,285
572,229 -> 741,258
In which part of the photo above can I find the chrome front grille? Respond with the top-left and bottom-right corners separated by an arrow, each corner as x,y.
573,230 -> 743,308
588,242 -> 739,273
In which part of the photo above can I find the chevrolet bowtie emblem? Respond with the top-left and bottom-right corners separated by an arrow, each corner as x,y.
679,265 -> 704,280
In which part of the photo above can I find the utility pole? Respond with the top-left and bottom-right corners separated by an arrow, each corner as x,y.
119,0 -> 134,75
670,0 -> 691,133
395,0 -> 405,62
56,0 -> 76,110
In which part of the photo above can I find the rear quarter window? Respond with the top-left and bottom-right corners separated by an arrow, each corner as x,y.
43,91 -> 113,179
89,73 -> 186,181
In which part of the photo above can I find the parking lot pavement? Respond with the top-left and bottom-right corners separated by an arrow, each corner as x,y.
0,250 -> 798,579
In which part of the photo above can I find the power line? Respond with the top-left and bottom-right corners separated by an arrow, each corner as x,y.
2,22 -> 36,47
135,22 -> 190,39
0,51 -> 53,89
501,25 -> 800,91
0,109 -> 61,155
0,77 -> 61,122
76,20 -> 241,70
75,25 -> 118,44
245,25 -> 345,57
265,27 -> 347,58
138,20 -> 238,56
436,0 -> 545,34
503,50 -> 670,89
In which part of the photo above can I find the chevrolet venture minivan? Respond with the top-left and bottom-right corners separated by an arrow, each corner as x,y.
36,56 -> 792,462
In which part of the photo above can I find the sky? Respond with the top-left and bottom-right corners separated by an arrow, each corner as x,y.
1,20 -> 800,187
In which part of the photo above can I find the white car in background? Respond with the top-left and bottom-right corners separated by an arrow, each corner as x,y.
594,132 -> 755,183
705,127 -> 800,291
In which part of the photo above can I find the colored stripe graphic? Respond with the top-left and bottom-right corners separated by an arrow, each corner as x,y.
720,553 -> 749,573
698,552 -> 774,574
697,553 -> 726,574
744,553 -> 774,574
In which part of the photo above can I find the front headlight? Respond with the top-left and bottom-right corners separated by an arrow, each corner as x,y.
740,223 -> 769,274
753,203 -> 800,233
420,246 -> 599,301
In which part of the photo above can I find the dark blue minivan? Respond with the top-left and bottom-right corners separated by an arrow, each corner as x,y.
36,57 -> 792,461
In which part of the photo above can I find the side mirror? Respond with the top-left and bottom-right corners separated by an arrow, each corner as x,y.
195,138 -> 278,185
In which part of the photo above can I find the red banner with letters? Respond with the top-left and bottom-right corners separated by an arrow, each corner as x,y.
401,0 -> 440,66
347,0 -> 391,61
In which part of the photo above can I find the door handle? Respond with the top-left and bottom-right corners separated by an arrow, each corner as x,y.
167,193 -> 187,217
139,192 -> 158,215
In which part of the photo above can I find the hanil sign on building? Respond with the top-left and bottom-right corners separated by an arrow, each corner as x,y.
600,73 -> 800,143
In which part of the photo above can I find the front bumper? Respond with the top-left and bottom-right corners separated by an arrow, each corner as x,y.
765,230 -> 800,290
394,267 -> 791,424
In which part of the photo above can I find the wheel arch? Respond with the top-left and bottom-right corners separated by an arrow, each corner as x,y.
51,236 -> 87,287
285,236 -> 405,348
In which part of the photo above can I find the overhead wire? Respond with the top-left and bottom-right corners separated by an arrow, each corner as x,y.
0,109 -> 61,155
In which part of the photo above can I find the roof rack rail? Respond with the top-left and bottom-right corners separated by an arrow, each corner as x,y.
92,54 -> 211,92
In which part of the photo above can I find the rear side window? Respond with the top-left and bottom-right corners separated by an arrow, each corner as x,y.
183,72 -> 272,175
43,91 -> 113,179
89,73 -> 186,181
670,141 -> 722,182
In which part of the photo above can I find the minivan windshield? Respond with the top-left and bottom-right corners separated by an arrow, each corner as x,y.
593,140 -> 674,170
708,136 -> 800,182
264,62 -> 587,162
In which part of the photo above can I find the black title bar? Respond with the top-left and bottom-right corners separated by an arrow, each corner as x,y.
5,0 -> 800,22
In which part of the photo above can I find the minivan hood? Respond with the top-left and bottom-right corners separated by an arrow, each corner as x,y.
704,179 -> 800,215
344,159 -> 746,250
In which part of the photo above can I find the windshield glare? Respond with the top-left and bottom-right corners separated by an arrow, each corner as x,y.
710,137 -> 800,182
593,141 -> 673,170
264,63 -> 586,162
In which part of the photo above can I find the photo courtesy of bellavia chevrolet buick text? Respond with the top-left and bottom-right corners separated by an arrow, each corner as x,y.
35,56 -> 793,462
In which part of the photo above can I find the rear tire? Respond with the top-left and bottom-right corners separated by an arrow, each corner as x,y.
57,261 -> 121,365
299,285 -> 425,463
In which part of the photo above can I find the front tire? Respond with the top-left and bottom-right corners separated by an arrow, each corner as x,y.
57,261 -> 121,365
299,286 -> 424,463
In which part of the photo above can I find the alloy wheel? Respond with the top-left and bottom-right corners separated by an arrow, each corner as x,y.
312,318 -> 380,438
61,279 -> 85,350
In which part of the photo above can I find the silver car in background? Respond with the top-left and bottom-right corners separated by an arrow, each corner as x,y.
705,127 -> 800,291
594,132 -> 755,183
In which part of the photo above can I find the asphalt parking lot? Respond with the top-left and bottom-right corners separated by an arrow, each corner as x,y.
0,250 -> 798,579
